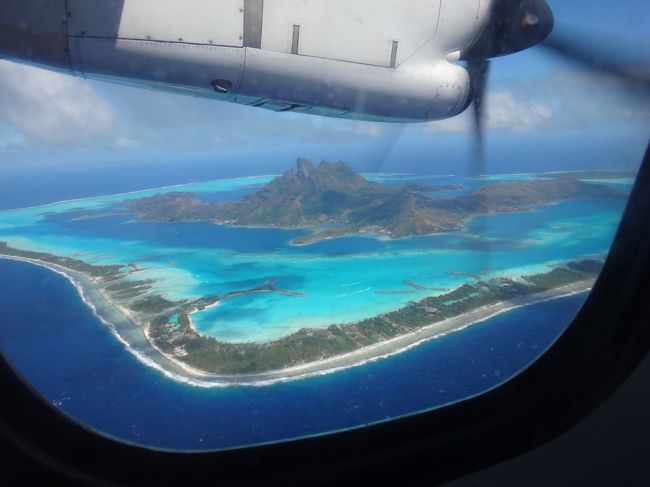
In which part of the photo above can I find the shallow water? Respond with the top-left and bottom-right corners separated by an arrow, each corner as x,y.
0,174 -> 628,342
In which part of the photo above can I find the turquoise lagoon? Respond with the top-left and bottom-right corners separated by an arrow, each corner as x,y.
0,173 -> 630,345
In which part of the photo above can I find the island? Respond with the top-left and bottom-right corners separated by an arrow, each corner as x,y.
127,158 -> 621,244
0,160 -> 624,382
0,247 -> 602,381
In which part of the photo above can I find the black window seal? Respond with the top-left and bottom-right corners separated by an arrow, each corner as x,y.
1,140 -> 649,487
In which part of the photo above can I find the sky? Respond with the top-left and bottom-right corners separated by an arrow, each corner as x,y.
0,0 -> 648,177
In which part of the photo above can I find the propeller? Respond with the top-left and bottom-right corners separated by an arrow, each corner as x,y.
457,0 -> 554,256
462,0 -> 555,176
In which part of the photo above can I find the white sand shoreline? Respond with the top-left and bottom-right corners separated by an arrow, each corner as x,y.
0,254 -> 593,388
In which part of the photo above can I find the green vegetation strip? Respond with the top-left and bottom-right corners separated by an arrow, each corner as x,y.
1,242 -> 601,375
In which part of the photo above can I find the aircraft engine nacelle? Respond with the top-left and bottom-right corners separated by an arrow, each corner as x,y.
0,0 -> 497,122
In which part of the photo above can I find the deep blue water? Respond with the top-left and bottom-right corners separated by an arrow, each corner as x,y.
0,257 -> 585,450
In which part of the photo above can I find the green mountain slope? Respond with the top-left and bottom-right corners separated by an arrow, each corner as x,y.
127,158 -> 621,243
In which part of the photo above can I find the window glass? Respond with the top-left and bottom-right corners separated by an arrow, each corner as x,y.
0,0 -> 648,451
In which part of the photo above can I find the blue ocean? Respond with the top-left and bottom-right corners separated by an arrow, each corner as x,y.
0,163 -> 632,450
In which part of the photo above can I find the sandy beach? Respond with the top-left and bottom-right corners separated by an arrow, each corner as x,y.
0,254 -> 593,387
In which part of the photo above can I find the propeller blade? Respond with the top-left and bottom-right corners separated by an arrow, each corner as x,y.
539,35 -> 650,94
470,59 -> 491,177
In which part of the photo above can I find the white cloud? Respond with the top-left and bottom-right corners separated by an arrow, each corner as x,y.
115,137 -> 141,148
486,91 -> 554,132
422,90 -> 554,135
0,61 -> 119,148
483,66 -> 650,130
354,122 -> 382,138
422,113 -> 470,134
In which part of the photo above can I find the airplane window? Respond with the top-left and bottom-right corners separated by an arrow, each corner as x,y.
0,0 -> 648,454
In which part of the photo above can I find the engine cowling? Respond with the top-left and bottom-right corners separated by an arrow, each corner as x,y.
0,0 -> 493,122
